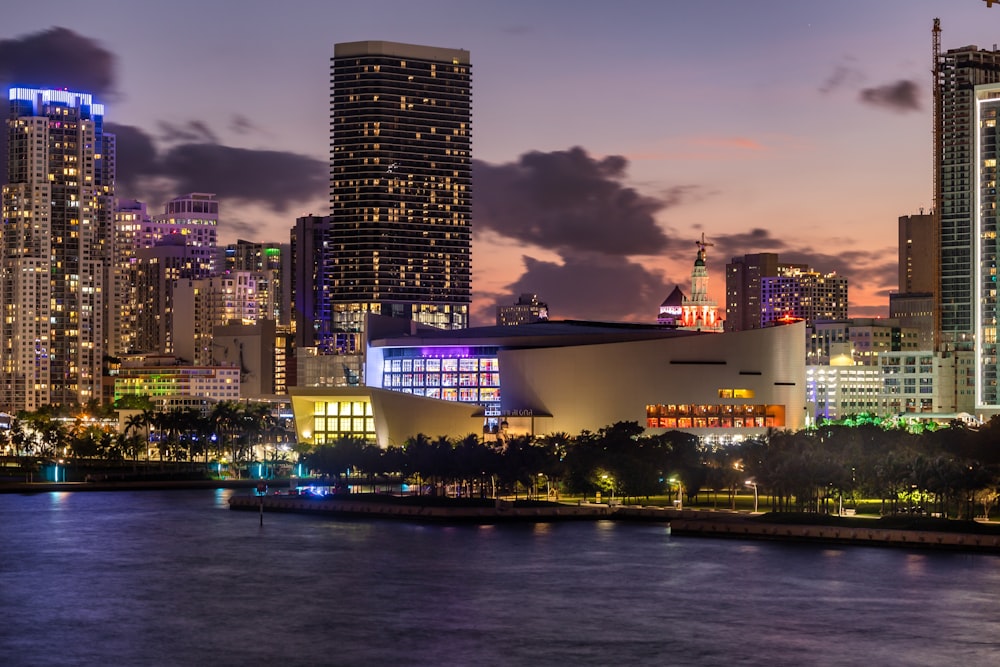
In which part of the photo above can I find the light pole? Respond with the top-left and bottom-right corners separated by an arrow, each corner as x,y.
669,477 -> 682,510
745,480 -> 758,513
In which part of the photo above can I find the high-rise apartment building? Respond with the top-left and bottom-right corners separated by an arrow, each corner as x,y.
225,239 -> 291,325
760,269 -> 848,327
973,83 -> 1000,409
725,253 -> 809,332
112,194 -> 219,357
1,88 -> 115,410
329,40 -> 472,343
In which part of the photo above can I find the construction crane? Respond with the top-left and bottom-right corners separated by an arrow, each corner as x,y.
932,18 -> 941,215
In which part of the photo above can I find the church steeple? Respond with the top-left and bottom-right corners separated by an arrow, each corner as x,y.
690,232 -> 714,302
655,232 -> 723,332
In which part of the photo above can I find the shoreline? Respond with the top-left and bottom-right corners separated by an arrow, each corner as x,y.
230,493 -> 1000,555
0,479 -> 291,494
5,481 -> 999,555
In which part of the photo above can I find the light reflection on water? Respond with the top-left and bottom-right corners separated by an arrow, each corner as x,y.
1,490 -> 1000,667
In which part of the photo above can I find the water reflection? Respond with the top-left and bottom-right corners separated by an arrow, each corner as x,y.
2,490 -> 1000,666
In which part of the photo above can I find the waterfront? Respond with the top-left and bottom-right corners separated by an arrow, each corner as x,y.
2,490 -> 1000,666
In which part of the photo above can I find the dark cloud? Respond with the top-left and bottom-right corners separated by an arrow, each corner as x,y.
230,114 -> 257,135
106,122 -> 159,181
859,80 -> 921,113
224,217 -> 265,240
819,64 -> 863,95
94,121 -> 327,212
158,120 -> 219,144
699,228 -> 787,263
0,27 -> 323,213
112,122 -> 326,211
157,143 -> 325,211
0,27 -> 116,96
473,147 -> 672,256
498,253 -> 672,323
0,27 -> 117,186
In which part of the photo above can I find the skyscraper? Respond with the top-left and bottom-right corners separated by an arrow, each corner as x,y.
329,41 -> 472,343
112,194 -> 219,357
934,31 -> 1000,350
1,88 -> 114,410
973,83 -> 1000,408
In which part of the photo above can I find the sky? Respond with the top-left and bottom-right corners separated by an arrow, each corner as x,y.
1,0 -> 998,326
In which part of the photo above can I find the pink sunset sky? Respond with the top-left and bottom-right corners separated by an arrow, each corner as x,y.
1,0 -> 998,325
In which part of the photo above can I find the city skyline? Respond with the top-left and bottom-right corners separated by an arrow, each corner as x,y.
1,1 -> 998,326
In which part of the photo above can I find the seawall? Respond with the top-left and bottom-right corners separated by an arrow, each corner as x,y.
231,496 -> 1000,554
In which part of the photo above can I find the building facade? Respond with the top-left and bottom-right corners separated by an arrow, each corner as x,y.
899,212 -> 936,295
328,40 -> 472,352
806,361 -> 883,423
497,293 -> 549,326
225,239 -> 291,325
807,319 -> 920,367
725,253 -> 809,332
935,35 -> 1000,351
113,360 -> 240,412
1,88 -> 115,410
291,320 -> 806,448
974,83 -> 1000,410
761,269 -> 848,327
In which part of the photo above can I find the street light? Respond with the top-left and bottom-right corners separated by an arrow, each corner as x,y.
668,476 -> 682,510
745,480 -> 758,513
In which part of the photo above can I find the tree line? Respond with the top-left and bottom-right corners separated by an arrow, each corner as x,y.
306,418 -> 1000,519
1,400 -> 296,471
7,400 -> 1000,519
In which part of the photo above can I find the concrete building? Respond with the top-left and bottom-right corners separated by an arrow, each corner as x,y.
807,319 -> 920,367
288,318 -> 807,448
328,41 -> 472,355
889,292 -> 934,350
806,349 -> 883,423
147,193 -> 218,274
113,356 -> 240,413
1,88 -> 115,410
898,212 -> 936,295
225,240 -> 291,326
212,319 -> 277,399
879,350 -> 975,417
172,273 -> 259,366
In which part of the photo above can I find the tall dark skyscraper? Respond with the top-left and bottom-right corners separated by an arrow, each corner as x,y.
329,41 -> 472,343
1,88 -> 115,410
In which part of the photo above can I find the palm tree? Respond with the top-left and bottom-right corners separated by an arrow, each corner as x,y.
211,401 -> 242,476
123,413 -> 147,462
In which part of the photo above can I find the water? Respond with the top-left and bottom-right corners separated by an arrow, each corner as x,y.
2,490 -> 1000,666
